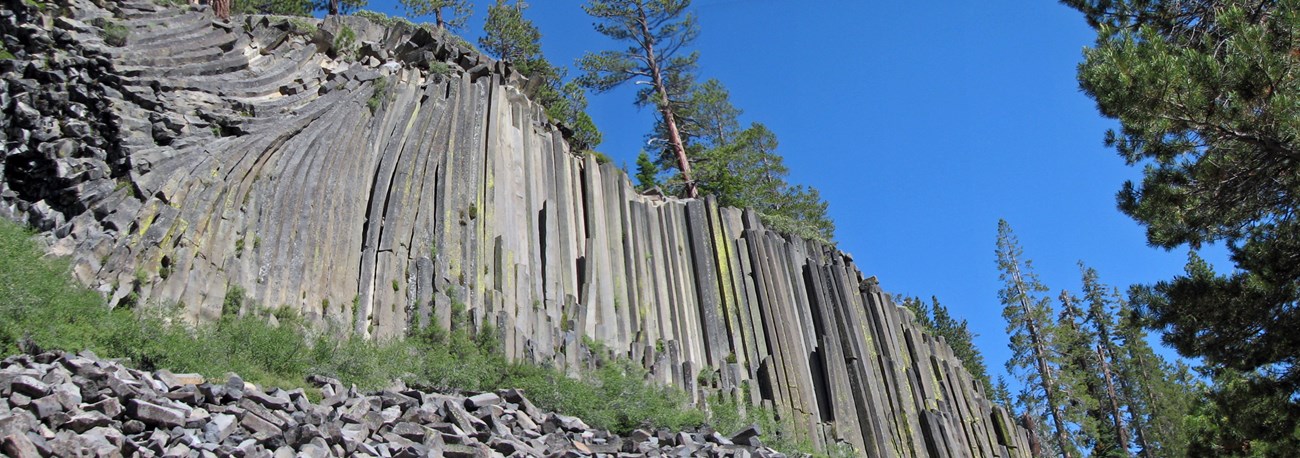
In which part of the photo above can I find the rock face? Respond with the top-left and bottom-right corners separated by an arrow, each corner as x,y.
0,0 -> 1032,455
0,351 -> 786,457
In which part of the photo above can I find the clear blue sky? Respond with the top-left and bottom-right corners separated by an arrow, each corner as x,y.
367,0 -> 1225,381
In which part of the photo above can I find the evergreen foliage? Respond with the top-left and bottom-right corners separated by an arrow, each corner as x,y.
398,0 -> 471,30
1053,289 -> 1109,457
1110,296 -> 1197,457
993,224 -> 1202,458
228,0 -> 364,16
1063,0 -> 1300,450
578,0 -> 700,196
659,78 -> 834,241
634,150 -> 661,191
996,220 -> 1077,458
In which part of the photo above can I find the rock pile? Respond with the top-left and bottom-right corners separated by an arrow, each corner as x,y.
0,351 -> 782,457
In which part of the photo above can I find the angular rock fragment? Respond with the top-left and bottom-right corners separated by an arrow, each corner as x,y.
126,399 -> 186,428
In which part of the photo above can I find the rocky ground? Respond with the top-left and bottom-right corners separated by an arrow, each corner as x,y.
0,351 -> 780,457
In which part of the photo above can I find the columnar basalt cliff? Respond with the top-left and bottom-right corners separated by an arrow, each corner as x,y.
1,0 -> 1032,455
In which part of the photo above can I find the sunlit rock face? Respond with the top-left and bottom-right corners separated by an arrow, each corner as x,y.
1,1 -> 1031,455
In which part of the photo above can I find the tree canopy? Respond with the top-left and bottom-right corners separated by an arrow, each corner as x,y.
1063,0 -> 1300,451
578,0 -> 700,197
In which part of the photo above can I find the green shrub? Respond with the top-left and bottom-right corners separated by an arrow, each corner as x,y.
368,76 -> 388,113
333,25 -> 357,57
0,46 -> 14,60
93,18 -> 129,47
428,61 -> 451,76
222,285 -> 245,317
354,10 -> 414,29
232,0 -> 312,16
585,150 -> 613,165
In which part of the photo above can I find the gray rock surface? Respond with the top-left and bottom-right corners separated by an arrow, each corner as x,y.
0,351 -> 783,457
0,0 -> 1031,456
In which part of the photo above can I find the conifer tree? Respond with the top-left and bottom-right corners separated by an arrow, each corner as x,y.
992,376 -> 1015,412
1056,290 -> 1118,457
1078,265 -> 1131,456
634,151 -> 660,192
578,0 -> 700,197
1062,0 -> 1300,446
996,220 -> 1076,458
1112,298 -> 1195,457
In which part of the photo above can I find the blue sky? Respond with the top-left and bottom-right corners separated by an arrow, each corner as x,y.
367,0 -> 1223,381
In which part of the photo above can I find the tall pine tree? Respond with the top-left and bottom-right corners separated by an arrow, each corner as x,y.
578,0 -> 700,197
1112,297 -> 1195,457
996,220 -> 1077,458
1078,265 -> 1132,457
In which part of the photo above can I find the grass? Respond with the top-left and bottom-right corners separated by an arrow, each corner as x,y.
0,218 -> 829,454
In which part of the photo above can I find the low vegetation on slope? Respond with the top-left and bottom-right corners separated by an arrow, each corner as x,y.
0,218 -> 820,454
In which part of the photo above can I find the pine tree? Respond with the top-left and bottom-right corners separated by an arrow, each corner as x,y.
695,123 -> 834,241
634,151 -> 660,192
480,0 -> 545,73
578,0 -> 700,197
1078,265 -> 1132,456
550,82 -> 603,152
399,0 -> 472,30
992,376 -> 1015,412
1112,298 -> 1195,457
996,220 -> 1077,458
1056,290 -> 1115,457
228,0 -> 353,17
1062,0 -> 1300,447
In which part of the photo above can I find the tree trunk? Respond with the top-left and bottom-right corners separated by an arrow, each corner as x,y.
436,9 -> 445,29
1125,350 -> 1155,456
329,0 -> 339,16
636,4 -> 695,198
1009,262 -> 1073,458
1096,344 -> 1131,454
1021,412 -> 1044,458
211,0 -> 230,20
